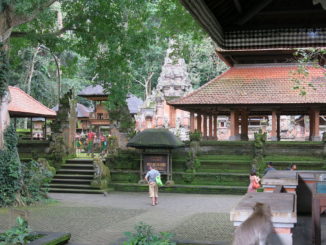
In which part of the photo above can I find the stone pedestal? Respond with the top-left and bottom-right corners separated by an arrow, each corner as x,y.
297,171 -> 326,214
311,136 -> 321,141
230,192 -> 297,245
229,134 -> 241,141
262,170 -> 298,193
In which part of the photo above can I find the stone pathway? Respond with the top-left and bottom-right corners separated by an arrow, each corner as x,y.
0,192 -> 324,245
0,192 -> 241,245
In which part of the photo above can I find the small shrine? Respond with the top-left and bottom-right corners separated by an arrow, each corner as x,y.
135,49 -> 192,140
127,128 -> 184,185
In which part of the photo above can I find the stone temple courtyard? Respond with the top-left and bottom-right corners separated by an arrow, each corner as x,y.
0,192 -> 324,245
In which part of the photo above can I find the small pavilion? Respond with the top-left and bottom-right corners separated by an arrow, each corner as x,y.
8,86 -> 56,139
169,64 -> 326,141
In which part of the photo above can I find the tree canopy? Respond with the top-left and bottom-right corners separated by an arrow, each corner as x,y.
1,0 -> 226,111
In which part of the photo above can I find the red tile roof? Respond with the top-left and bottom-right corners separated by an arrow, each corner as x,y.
8,86 -> 56,118
170,64 -> 326,105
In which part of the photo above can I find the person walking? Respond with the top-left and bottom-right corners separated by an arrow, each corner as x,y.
145,165 -> 160,206
247,171 -> 260,193
87,130 -> 95,155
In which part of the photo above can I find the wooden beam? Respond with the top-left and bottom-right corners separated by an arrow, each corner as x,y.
236,0 -> 273,25
180,0 -> 224,46
233,0 -> 242,13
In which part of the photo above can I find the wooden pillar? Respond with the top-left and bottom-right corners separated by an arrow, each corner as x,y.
44,117 -> 47,140
310,110 -> 315,141
209,115 -> 213,138
197,114 -> 202,134
190,112 -> 195,132
230,110 -> 240,140
311,109 -> 320,141
203,114 -> 208,138
213,115 -> 218,140
30,117 -> 33,140
271,111 -> 278,141
277,113 -> 281,141
240,110 -> 249,141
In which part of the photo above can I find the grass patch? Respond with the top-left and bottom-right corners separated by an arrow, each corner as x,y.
198,154 -> 253,161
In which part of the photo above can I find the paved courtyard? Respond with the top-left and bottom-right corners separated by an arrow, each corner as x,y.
0,192 -> 241,245
0,192 -> 325,245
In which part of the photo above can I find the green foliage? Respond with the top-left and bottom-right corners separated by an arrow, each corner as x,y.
0,124 -> 53,207
0,43 -> 9,98
292,48 -> 326,96
188,130 -> 201,142
123,222 -> 175,245
0,217 -> 40,245
21,160 -> 54,204
0,124 -> 22,207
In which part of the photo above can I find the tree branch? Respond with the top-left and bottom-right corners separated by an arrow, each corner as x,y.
10,25 -> 74,39
11,0 -> 57,27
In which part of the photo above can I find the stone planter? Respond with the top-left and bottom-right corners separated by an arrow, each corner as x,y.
28,232 -> 71,245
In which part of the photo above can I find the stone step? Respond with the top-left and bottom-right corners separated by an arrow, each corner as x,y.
49,188 -> 104,194
66,159 -> 93,164
56,169 -> 95,175
52,179 -> 92,184
49,183 -> 98,189
54,174 -> 93,179
61,164 -> 94,169
111,183 -> 247,195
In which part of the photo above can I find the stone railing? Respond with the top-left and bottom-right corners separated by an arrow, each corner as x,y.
231,170 -> 326,245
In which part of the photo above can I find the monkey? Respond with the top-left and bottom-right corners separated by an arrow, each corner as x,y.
233,202 -> 273,245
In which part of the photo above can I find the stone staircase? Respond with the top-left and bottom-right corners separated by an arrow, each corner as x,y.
49,159 -> 105,194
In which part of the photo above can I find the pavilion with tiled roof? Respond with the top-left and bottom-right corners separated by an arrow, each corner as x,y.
8,86 -> 56,139
8,86 -> 56,118
169,63 -> 326,141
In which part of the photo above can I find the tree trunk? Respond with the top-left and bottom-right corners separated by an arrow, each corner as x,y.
145,72 -> 154,99
23,46 -> 40,129
0,7 -> 13,43
0,42 -> 10,149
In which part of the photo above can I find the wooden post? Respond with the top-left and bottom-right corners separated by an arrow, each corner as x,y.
310,110 -> 315,141
169,106 -> 176,128
277,113 -> 281,141
30,117 -> 33,140
240,110 -> 249,141
209,115 -> 213,139
197,114 -> 202,134
203,115 -> 208,138
44,117 -> 47,140
213,115 -> 218,140
230,110 -> 240,140
312,109 -> 320,141
190,112 -> 195,132
271,111 -> 277,141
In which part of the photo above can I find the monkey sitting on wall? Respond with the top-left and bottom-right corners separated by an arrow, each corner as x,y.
233,202 -> 273,245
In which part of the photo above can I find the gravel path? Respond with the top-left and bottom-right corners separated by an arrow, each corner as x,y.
0,192 -> 241,245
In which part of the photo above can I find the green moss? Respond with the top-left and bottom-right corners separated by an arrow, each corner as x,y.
111,173 -> 139,183
266,141 -> 322,145
265,155 -> 323,161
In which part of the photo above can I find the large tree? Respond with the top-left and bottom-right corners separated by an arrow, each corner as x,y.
0,0 -> 206,146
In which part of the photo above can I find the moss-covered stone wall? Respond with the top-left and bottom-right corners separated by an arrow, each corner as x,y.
108,141 -> 326,194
